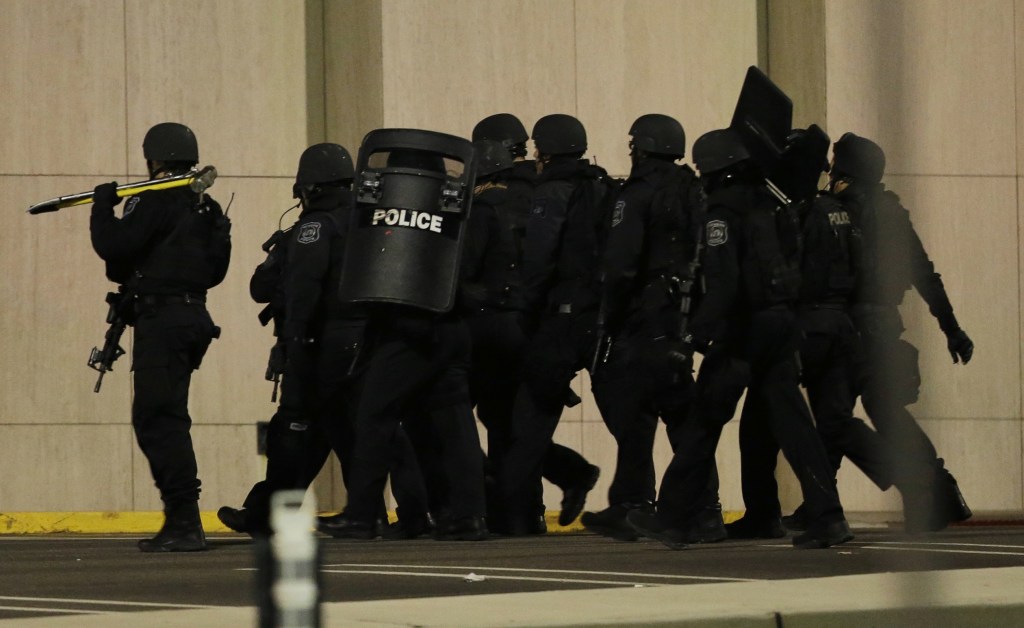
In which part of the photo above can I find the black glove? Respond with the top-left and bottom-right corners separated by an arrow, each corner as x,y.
947,329 -> 974,365
265,341 -> 288,381
93,182 -> 122,207
564,387 -> 582,408
666,335 -> 696,375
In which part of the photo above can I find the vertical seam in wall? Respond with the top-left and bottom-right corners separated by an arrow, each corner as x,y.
320,0 -> 327,141
122,0 -> 135,511
572,0 -> 579,117
378,1 -> 385,127
1015,0 -> 1023,512
122,0 -> 130,176
758,0 -> 769,72
820,2 -> 827,131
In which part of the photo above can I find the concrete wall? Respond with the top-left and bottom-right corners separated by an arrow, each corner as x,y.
1,0 -> 1020,522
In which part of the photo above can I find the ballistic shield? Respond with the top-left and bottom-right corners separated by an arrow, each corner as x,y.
337,128 -> 476,312
729,66 -> 793,175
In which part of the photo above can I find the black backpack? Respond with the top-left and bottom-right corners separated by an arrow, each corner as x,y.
645,164 -> 705,277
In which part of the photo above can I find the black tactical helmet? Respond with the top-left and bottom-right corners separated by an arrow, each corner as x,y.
629,114 -> 685,158
832,132 -> 885,183
473,139 -> 514,177
472,113 -> 529,146
295,143 -> 355,186
142,122 -> 199,162
692,129 -> 750,175
532,114 -> 587,156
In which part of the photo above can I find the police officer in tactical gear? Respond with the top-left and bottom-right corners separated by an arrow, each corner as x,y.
90,122 -> 230,552
472,113 -> 530,162
216,199 -> 332,537
628,128 -> 853,550
582,114 -> 715,541
732,133 -> 894,539
220,144 -> 431,539
329,135 -> 487,541
822,132 -> 973,533
497,113 -> 606,533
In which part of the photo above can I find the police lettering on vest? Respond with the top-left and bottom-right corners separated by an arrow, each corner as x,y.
828,210 -> 851,227
370,208 -> 444,233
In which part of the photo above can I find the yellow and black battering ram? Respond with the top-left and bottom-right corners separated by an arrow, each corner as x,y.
26,165 -> 218,215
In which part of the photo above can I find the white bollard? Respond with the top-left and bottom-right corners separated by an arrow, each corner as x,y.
268,490 -> 320,628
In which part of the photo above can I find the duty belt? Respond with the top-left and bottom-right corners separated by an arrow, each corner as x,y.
800,302 -> 848,312
138,293 -> 206,306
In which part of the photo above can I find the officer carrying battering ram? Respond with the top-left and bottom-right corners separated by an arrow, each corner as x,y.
627,128 -> 853,550
581,114 -> 720,542
784,133 -> 972,534
90,122 -> 231,552
497,114 -> 611,534
326,129 -> 487,541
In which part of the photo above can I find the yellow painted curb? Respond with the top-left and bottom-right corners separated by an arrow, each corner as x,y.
0,510 -> 745,534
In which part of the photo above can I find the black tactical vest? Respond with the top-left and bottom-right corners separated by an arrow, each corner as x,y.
799,193 -> 861,304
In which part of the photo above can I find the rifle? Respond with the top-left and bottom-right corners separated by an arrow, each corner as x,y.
27,165 -> 217,215
590,308 -> 613,375
265,341 -> 287,403
666,211 -> 707,373
87,291 -> 130,393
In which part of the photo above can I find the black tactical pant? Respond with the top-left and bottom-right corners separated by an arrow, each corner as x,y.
656,308 -> 845,529
499,310 -> 599,523
853,307 -> 944,501
245,321 -> 429,525
738,307 -> 893,517
343,317 -> 485,525
131,302 -> 216,507
467,309 -> 593,524
590,329 -> 693,507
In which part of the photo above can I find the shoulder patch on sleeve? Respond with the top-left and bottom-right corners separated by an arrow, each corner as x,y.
297,221 -> 321,244
706,219 -> 728,246
123,196 -> 140,216
611,199 -> 626,227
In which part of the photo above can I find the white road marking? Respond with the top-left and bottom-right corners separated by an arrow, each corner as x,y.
0,596 -> 221,609
0,605 -> 108,615
321,564 -> 759,583
858,545 -> 1024,557
867,541 -> 1024,550
321,568 -> 660,586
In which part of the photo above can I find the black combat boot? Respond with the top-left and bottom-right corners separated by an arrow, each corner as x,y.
782,503 -> 809,532
217,506 -> 271,537
434,515 -> 488,541
725,512 -> 786,540
792,519 -> 853,549
581,502 -> 653,541
559,464 -> 600,526
626,510 -> 688,550
382,513 -> 435,540
139,501 -> 208,553
685,504 -> 728,543
938,465 -> 972,524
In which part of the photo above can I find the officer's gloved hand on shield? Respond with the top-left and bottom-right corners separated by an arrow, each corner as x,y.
947,329 -> 974,365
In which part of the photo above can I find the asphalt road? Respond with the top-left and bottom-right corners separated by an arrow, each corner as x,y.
2,525 -> 1023,621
